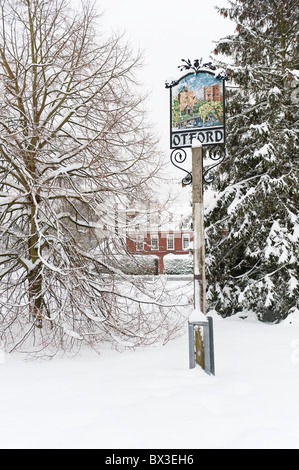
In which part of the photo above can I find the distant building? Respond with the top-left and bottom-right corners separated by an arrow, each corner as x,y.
203,84 -> 223,102
126,205 -> 193,274
126,230 -> 193,274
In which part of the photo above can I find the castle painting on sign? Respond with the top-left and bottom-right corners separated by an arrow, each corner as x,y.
170,71 -> 225,149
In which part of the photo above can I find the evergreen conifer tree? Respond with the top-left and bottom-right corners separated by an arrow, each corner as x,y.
205,0 -> 299,322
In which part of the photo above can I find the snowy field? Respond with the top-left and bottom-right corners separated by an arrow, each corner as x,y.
1,305 -> 299,449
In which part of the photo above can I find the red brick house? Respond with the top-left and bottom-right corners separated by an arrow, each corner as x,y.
126,230 -> 193,274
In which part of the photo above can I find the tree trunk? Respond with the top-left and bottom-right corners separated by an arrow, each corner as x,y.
28,202 -> 43,328
28,267 -> 43,328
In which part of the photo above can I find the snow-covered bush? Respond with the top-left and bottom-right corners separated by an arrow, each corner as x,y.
115,255 -> 159,275
164,254 -> 193,275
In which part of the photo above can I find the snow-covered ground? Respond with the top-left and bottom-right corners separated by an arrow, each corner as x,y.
1,307 -> 299,449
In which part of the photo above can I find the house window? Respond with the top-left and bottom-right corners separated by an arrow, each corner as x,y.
151,235 -> 159,251
182,234 -> 190,250
167,234 -> 174,251
136,235 -> 144,251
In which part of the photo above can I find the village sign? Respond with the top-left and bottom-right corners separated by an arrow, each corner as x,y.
166,59 -> 227,149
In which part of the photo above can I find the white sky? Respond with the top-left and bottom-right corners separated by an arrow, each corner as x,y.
94,0 -> 235,191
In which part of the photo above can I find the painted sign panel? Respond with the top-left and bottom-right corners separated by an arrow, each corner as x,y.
169,71 -> 225,149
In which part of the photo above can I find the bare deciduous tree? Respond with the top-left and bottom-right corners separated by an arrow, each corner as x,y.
0,0 -> 188,355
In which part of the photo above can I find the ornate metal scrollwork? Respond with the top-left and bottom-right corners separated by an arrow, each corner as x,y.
203,145 -> 226,184
178,58 -> 215,75
170,145 -> 226,187
170,148 -> 192,186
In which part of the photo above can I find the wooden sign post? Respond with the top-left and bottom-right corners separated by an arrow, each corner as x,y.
191,143 -> 206,368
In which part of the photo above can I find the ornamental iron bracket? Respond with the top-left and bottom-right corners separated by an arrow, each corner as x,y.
170,148 -> 193,186
170,145 -> 226,187
203,145 -> 226,184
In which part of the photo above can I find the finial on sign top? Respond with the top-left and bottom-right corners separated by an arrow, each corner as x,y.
165,60 -> 228,88
178,58 -> 215,74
